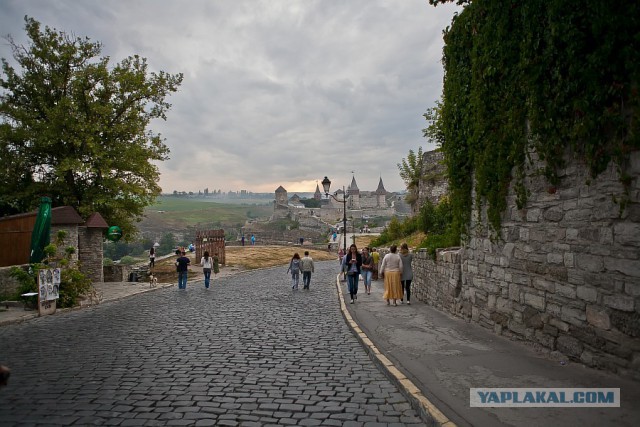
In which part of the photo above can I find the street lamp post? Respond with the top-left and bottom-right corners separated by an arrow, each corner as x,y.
321,176 -> 347,253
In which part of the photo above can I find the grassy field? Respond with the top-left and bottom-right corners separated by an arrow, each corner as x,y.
142,196 -> 273,228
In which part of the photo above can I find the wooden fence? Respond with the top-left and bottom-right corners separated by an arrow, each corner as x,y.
194,229 -> 226,265
0,212 -> 36,267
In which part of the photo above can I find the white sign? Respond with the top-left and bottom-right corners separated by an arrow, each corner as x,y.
38,268 -> 61,302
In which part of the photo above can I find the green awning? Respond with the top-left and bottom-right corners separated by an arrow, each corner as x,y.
29,197 -> 52,264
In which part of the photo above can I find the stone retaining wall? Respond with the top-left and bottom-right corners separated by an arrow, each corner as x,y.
406,149 -> 640,378
0,265 -> 27,298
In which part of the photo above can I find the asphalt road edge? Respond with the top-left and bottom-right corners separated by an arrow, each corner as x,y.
334,274 -> 457,427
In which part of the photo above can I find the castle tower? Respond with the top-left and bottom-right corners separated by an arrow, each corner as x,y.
314,183 -> 322,201
375,177 -> 387,207
274,186 -> 288,210
347,175 -> 361,209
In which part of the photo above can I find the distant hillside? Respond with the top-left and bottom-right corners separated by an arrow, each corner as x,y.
139,196 -> 273,240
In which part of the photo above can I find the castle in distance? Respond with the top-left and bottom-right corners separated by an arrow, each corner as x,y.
272,175 -> 401,226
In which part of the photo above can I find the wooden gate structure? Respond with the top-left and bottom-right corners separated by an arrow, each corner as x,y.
195,229 -> 226,265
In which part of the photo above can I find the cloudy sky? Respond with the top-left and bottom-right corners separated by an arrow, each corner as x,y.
0,0 -> 460,194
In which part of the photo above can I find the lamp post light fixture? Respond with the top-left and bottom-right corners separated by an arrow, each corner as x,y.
321,176 -> 347,253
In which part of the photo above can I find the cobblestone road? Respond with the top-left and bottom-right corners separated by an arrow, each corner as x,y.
0,261 -> 424,426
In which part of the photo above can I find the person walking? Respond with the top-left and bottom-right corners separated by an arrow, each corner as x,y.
287,253 -> 301,290
380,245 -> 403,306
399,243 -> 414,304
360,247 -> 374,295
250,234 -> 256,245
200,250 -> 213,289
149,246 -> 155,269
175,250 -> 190,290
241,235 -> 245,246
371,248 -> 380,281
338,248 -> 346,281
300,251 -> 315,289
345,244 -> 362,304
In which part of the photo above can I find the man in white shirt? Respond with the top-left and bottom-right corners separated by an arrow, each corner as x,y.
300,251 -> 315,290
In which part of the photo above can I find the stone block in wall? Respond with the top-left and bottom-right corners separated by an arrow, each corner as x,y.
604,341 -> 633,360
543,207 -> 564,222
471,306 -> 480,321
523,306 -> 545,329
586,305 -> 611,330
511,272 -> 530,285
609,310 -> 640,337
578,227 -> 600,243
614,223 -> 640,247
563,252 -> 575,267
571,326 -> 608,350
526,208 -> 541,222
524,292 -> 545,310
547,302 -> 562,318
561,305 -> 587,327
604,257 -> 640,277
525,259 -> 547,275
625,282 -> 640,297
556,283 -> 577,299
603,294 -> 635,312
490,311 -> 509,326
557,335 -> 584,358
502,242 -> 515,259
533,278 -> 555,293
577,286 -> 598,303
543,323 -> 559,337
598,226 -> 614,245
576,253 -> 605,273
549,317 -> 570,332
509,283 -> 521,302
564,208 -> 595,222
548,266 -> 569,282
508,319 -> 527,336
535,329 -> 556,349
546,252 -> 564,265
496,296 -> 511,314
490,266 -> 505,280
566,227 -> 579,240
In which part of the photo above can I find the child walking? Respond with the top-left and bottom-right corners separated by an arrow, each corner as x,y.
287,253 -> 301,290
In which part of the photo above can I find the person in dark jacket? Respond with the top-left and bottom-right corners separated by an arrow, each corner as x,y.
344,244 -> 362,304
175,251 -> 190,290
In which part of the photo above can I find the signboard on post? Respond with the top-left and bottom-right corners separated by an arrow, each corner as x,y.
38,268 -> 60,316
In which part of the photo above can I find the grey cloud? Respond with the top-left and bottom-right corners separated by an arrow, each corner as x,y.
0,0 -> 461,193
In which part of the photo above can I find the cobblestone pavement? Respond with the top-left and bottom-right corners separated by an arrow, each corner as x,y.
0,261 -> 425,426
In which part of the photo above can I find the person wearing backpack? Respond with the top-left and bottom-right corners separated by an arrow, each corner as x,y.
287,252 -> 301,290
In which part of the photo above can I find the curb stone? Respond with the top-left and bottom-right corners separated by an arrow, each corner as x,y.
334,274 -> 457,427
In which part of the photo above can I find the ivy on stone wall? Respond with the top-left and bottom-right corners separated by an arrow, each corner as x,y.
439,0 -> 640,237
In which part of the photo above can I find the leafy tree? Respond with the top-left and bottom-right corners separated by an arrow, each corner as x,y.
0,17 -> 183,238
301,198 -> 321,208
423,101 -> 445,148
397,146 -> 424,211
158,232 -> 176,256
